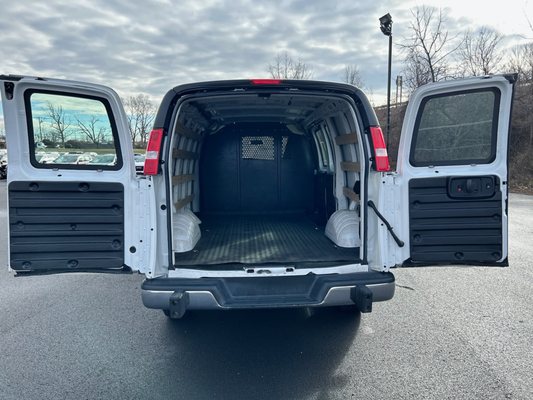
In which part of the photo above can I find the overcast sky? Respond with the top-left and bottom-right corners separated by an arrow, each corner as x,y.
0,0 -> 532,123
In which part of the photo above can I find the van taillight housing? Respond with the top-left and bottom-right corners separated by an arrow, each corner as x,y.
144,128 -> 164,175
369,126 -> 390,172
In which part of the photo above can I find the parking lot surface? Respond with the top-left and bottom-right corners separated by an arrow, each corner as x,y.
0,180 -> 531,399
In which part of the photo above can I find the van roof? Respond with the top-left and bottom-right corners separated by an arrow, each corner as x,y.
153,79 -> 378,133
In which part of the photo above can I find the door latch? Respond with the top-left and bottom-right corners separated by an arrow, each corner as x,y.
448,176 -> 496,198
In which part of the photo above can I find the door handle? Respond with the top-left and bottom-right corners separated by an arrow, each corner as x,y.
465,178 -> 478,193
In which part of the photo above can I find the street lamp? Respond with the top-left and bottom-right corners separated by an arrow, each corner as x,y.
379,13 -> 393,151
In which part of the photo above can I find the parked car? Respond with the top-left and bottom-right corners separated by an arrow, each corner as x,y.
134,153 -> 145,174
35,152 -> 60,164
88,153 -> 117,166
54,152 -> 93,165
0,74 -> 515,319
0,153 -> 7,179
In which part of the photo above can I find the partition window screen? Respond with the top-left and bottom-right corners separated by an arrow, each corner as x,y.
241,136 -> 275,160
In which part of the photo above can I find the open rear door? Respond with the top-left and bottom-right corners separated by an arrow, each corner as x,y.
394,75 -> 515,267
1,75 -> 155,275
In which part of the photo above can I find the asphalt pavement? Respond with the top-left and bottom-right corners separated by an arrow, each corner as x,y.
0,179 -> 531,399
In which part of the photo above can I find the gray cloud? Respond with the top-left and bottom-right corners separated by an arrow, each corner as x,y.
0,0 -> 519,109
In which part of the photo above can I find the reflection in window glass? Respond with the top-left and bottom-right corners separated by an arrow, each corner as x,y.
28,92 -> 119,167
89,154 -> 117,165
412,90 -> 498,165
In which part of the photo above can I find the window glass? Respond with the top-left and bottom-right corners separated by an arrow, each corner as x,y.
315,127 -> 331,170
321,124 -> 334,170
0,98 -> 5,151
281,136 -> 289,159
27,92 -> 120,169
411,89 -> 499,166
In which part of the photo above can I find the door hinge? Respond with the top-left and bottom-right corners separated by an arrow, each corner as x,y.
3,81 -> 14,100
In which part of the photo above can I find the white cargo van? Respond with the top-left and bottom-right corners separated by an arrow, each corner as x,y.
0,75 -> 515,318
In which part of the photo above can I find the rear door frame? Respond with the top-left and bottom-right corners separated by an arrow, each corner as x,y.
153,80 -> 378,274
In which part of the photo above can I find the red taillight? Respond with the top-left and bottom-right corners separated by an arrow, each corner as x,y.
251,79 -> 282,85
369,126 -> 390,172
144,128 -> 164,175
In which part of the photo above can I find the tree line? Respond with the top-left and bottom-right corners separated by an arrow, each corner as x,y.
267,6 -> 533,191
33,103 -> 113,149
30,94 -> 155,150
267,7 -> 514,92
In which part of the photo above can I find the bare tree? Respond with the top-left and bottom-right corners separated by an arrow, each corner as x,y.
400,6 -> 460,91
342,65 -> 364,87
0,120 -> 5,150
76,116 -> 108,148
35,117 -> 46,142
503,42 -> 533,189
47,103 -> 71,146
506,43 -> 533,83
403,48 -> 432,90
267,52 -> 313,79
458,27 -> 503,76
124,94 -> 156,146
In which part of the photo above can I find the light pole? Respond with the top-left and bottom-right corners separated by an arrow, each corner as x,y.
379,13 -> 393,150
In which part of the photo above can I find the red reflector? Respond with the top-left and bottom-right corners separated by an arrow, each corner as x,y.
369,126 -> 390,172
251,79 -> 282,85
144,159 -> 159,176
144,128 -> 164,175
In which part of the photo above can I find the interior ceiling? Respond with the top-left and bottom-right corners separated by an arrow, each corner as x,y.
189,94 -> 332,129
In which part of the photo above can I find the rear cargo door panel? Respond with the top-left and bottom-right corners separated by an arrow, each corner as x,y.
408,176 -> 503,264
1,76 -> 154,275
9,181 -> 125,271
394,75 -> 515,267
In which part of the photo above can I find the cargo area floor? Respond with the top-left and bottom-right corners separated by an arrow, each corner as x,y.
173,214 -> 359,267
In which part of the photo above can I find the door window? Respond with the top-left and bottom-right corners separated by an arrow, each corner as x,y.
25,91 -> 122,169
410,89 -> 500,166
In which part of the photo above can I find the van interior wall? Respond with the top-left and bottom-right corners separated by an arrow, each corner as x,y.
199,123 -> 319,217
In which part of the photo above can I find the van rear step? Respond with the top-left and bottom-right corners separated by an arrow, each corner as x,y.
141,272 -> 395,313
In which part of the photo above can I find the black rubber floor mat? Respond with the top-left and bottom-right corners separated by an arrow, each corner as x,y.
174,214 -> 358,266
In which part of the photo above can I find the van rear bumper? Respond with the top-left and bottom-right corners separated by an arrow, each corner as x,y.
141,272 -> 395,311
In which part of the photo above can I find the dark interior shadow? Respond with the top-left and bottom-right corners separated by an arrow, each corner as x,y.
154,307 -> 361,399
